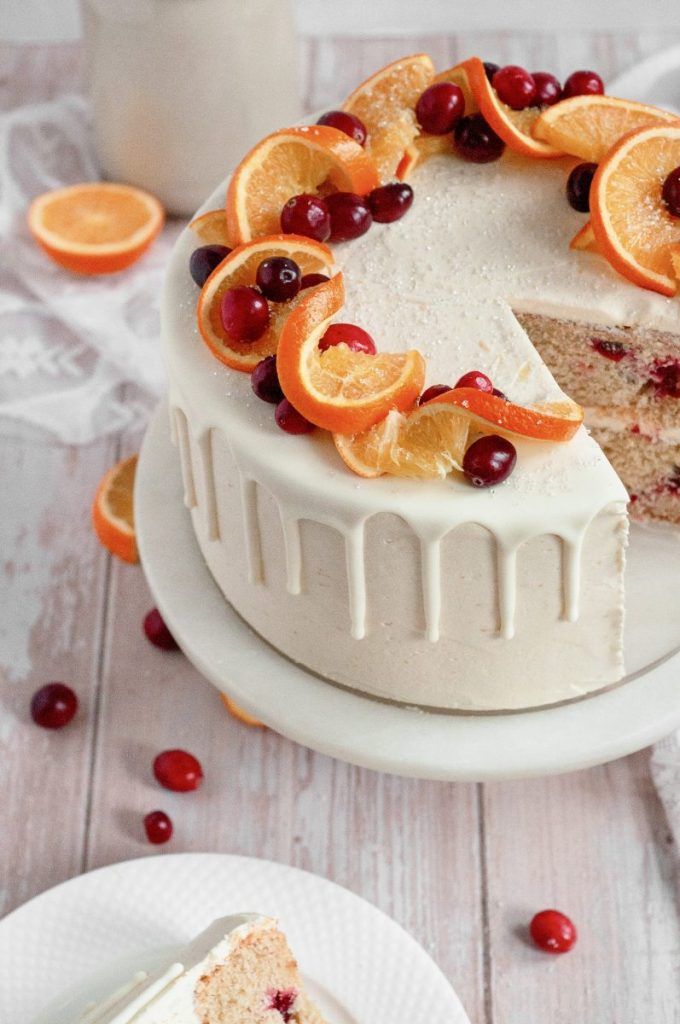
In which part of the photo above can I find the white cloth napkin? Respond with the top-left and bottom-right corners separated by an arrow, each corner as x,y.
0,93 -> 182,443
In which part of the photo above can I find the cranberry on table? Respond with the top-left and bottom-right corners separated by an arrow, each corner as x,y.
492,65 -> 537,110
416,82 -> 465,135
189,244 -> 231,287
30,682 -> 78,729
317,109 -> 367,146
418,383 -> 452,405
455,370 -> 494,392
256,256 -> 301,302
251,355 -> 284,404
463,435 -> 517,488
531,71 -> 562,107
319,323 -> 376,355
280,193 -> 331,242
153,749 -> 204,792
454,114 -> 505,163
368,182 -> 414,223
326,192 -> 372,242
483,61 -> 500,82
220,286 -> 269,342
300,272 -> 330,290
562,69 -> 604,98
662,166 -> 680,217
143,608 -> 179,650
566,162 -> 597,213
275,399 -> 314,434
530,909 -> 578,953
144,810 -> 173,845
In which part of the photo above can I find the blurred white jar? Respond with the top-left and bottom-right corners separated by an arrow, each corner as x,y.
81,0 -> 301,215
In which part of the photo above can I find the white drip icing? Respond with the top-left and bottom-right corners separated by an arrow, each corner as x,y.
281,516 -> 303,594
345,523 -> 367,640
420,536 -> 442,643
497,543 -> 518,640
174,407 -> 197,509
239,473 -> 263,584
562,533 -> 584,622
197,429 -> 219,540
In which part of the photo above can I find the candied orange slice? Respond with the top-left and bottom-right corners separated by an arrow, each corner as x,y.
671,245 -> 680,281
92,455 -> 138,563
276,276 -> 425,433
220,693 -> 265,728
461,57 -> 563,159
197,234 -> 334,372
570,220 -> 599,252
28,183 -> 164,275
334,404 -> 469,479
343,53 -> 435,181
533,95 -> 678,163
590,123 -> 680,296
190,209 -> 230,245
426,388 -> 583,442
225,126 -> 379,246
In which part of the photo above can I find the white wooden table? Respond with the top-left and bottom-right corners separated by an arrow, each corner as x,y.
2,30 -> 680,1024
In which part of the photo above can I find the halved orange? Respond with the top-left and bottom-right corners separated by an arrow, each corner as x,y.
533,94 -> 678,162
220,693 -> 265,728
426,388 -> 584,442
276,276 -> 426,433
334,404 -> 469,478
590,123 -> 680,296
92,454 -> 138,563
570,220 -> 599,252
197,235 -> 334,372
225,126 -> 379,246
28,183 -> 164,275
190,209 -> 230,245
461,57 -> 564,159
343,54 -> 435,181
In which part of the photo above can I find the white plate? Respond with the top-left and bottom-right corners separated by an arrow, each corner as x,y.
135,404 -> 680,781
0,853 -> 467,1024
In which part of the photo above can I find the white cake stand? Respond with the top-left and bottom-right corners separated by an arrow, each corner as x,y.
136,404 -> 680,781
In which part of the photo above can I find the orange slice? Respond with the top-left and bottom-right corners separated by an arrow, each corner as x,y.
397,62 -> 477,179
533,95 -> 678,163
225,126 -> 379,246
92,454 -> 138,563
220,693 -> 265,728
570,220 -> 599,252
334,404 -> 470,479
28,183 -> 164,275
433,61 -> 478,114
276,276 -> 426,433
461,57 -> 564,159
671,245 -> 680,281
197,234 -> 334,372
190,209 -> 230,245
426,389 -> 583,442
590,123 -> 680,296
343,54 -> 435,181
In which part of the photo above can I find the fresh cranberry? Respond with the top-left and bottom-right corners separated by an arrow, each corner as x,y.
483,61 -> 500,82
300,272 -> 330,290
30,683 -> 78,729
251,355 -> 284,404
650,360 -> 680,398
591,338 -> 626,362
531,71 -> 562,107
189,244 -> 231,287
463,435 -> 516,487
418,383 -> 452,405
416,82 -> 465,134
280,194 -> 331,242
143,608 -> 179,650
566,162 -> 597,213
368,182 -> 414,223
454,370 -> 494,392
492,65 -> 537,110
492,387 -> 509,400
275,399 -> 314,434
454,114 -> 505,163
256,257 -> 301,302
153,749 -> 204,792
662,166 -> 680,217
317,110 -> 367,146
319,323 -> 376,355
144,810 -> 173,845
220,286 -> 269,342
326,192 -> 372,242
563,70 -> 604,98
268,988 -> 298,1021
530,909 -> 577,953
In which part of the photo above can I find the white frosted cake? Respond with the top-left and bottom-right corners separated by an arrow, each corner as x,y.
161,55 -> 680,711
79,916 -> 326,1024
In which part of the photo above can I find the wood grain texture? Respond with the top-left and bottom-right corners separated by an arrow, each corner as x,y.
3,30 -> 680,1024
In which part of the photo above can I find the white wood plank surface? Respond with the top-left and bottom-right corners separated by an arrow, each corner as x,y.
2,30 -> 680,1024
